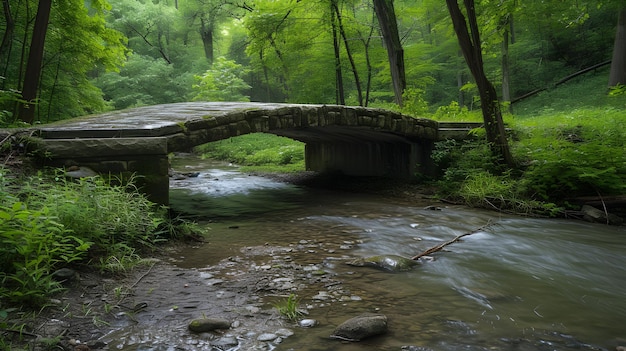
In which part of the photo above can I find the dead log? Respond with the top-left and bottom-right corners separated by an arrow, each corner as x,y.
411,221 -> 495,260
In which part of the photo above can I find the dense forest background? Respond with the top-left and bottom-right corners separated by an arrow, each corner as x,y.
0,0 -> 623,123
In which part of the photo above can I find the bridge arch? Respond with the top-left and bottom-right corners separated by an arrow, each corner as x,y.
34,102 -> 441,204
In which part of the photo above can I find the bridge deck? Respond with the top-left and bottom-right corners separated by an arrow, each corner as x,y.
38,102 -> 452,139
36,102 -> 307,139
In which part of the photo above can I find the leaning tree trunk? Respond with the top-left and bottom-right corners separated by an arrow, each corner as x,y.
18,0 -> 52,124
608,8 -> 626,87
445,0 -> 514,168
373,0 -> 405,107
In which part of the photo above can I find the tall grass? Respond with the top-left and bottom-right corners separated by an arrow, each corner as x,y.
0,171 -> 197,308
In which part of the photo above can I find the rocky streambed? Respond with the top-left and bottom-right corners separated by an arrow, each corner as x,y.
8,236 -> 391,351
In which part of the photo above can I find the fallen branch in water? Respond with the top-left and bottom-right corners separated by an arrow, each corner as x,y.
411,220 -> 495,260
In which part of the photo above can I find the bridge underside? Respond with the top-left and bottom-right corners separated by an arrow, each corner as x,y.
271,126 -> 432,178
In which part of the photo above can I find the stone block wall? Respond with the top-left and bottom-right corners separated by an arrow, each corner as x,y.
35,137 -> 170,205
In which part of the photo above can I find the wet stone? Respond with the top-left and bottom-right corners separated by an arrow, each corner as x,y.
188,318 -> 232,333
212,336 -> 238,348
257,333 -> 278,341
330,313 -> 388,341
275,328 -> 294,337
299,319 -> 317,328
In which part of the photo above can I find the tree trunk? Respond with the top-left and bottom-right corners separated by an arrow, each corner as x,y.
200,18 -> 214,64
372,0 -> 405,107
18,0 -> 52,124
501,27 -> 511,111
608,8 -> 626,87
330,0 -> 345,105
0,0 -> 15,70
332,0 -> 363,106
445,0 -> 514,168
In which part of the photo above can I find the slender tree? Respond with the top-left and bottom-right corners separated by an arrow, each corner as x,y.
329,0 -> 345,105
373,0 -> 405,107
445,0 -> 514,167
331,0 -> 363,106
608,7 -> 626,87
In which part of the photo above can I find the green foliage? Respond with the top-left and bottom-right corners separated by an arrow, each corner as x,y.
1,0 -> 128,122
0,169 -> 202,308
0,202 -> 91,306
435,73 -> 626,215
21,175 -> 164,256
513,69 -> 625,115
196,133 -> 305,173
0,87 -> 24,127
431,101 -> 479,121
513,108 -> 626,201
608,84 -> 626,97
273,293 -> 303,321
400,87 -> 430,116
94,54 -> 197,110
193,57 -> 251,102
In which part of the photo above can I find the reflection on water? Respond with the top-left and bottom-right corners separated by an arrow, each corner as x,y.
168,156 -> 626,351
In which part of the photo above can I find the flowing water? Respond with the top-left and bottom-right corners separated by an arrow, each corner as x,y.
164,156 -> 626,351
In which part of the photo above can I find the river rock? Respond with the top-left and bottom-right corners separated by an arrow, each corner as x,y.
299,319 -> 317,328
581,205 -> 623,225
330,313 -> 388,341
257,333 -> 278,341
346,255 -> 419,272
188,318 -> 232,333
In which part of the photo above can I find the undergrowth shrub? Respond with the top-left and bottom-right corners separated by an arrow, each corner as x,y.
0,169 -> 197,308
435,106 -> 625,215
0,202 -> 91,306
20,174 -> 164,255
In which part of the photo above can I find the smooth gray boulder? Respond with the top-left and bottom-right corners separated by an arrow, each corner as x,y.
581,205 -> 623,225
330,313 -> 388,341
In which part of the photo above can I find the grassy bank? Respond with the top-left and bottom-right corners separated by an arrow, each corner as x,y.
195,133 -> 305,173
432,70 -> 625,214
0,169 -> 202,343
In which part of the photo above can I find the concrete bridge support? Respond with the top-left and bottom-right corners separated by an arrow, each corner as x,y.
304,140 -> 433,178
36,137 -> 170,205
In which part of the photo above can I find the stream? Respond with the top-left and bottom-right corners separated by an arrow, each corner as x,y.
153,156 -> 624,350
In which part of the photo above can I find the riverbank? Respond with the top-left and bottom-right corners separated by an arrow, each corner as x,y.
5,234 -> 373,350
2,167 -> 441,351
3,158 -> 625,351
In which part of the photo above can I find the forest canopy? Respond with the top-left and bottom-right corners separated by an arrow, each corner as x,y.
0,0 -> 623,123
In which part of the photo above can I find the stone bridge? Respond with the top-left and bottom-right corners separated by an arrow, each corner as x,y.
30,102 -> 476,204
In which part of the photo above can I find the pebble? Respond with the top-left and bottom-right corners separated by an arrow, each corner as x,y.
275,328 -> 294,337
299,319 -> 317,327
212,336 -> 238,348
312,291 -> 330,300
245,305 -> 260,314
257,333 -> 278,341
